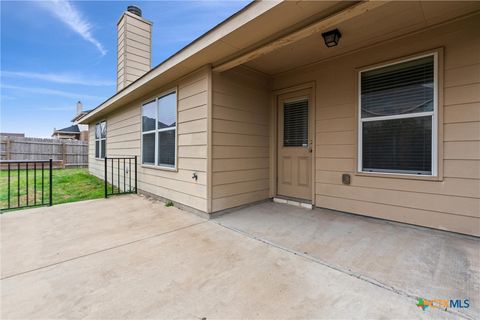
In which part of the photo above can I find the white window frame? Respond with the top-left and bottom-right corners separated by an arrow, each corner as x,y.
141,89 -> 177,170
95,120 -> 106,159
357,52 -> 438,177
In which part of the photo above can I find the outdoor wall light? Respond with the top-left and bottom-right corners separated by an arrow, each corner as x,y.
322,29 -> 342,48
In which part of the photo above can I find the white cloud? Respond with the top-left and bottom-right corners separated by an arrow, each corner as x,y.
1,84 -> 103,100
2,71 -> 114,86
38,0 -> 106,56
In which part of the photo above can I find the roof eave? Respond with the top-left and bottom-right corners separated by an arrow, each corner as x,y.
53,131 -> 79,134
71,112 -> 88,123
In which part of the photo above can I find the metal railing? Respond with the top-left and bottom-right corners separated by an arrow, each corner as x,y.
104,156 -> 137,198
1,159 -> 53,211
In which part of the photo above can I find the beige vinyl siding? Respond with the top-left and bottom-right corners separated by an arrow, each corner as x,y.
273,14 -> 480,236
116,18 -> 126,91
117,12 -> 151,91
211,68 -> 271,212
88,68 -> 209,212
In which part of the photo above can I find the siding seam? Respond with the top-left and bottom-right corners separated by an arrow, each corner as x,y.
315,193 -> 479,219
316,181 -> 479,199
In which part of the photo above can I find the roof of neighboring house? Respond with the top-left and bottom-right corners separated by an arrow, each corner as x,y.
80,0 -> 360,123
53,125 -> 80,134
71,109 -> 92,123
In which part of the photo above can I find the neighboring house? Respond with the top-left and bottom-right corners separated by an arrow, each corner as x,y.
52,124 -> 82,140
80,2 -> 480,236
52,101 -> 89,140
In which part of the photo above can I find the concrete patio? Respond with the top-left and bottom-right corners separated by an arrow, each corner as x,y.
1,195 -> 478,319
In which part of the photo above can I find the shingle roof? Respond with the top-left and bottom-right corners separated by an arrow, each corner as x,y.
56,125 -> 80,133
71,109 -> 92,122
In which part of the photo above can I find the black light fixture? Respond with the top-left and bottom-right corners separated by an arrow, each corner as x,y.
322,29 -> 342,48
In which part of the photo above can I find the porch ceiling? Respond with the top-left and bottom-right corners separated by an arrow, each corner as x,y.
244,1 -> 480,75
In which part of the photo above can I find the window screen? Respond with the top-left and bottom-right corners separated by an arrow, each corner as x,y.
362,117 -> 432,174
359,54 -> 436,175
142,133 -> 155,165
158,130 -> 175,166
283,99 -> 308,147
95,141 -> 100,158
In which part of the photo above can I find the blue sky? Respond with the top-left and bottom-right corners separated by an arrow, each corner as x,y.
1,0 -> 249,137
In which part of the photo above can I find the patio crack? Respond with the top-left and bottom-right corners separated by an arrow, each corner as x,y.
213,221 -> 474,320
1,221 -> 206,281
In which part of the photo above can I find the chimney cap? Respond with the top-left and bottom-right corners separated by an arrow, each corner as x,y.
127,5 -> 142,17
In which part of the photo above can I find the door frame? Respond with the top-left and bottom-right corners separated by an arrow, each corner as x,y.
270,81 -> 316,205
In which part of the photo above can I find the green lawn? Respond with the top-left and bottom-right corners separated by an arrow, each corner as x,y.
0,168 -> 107,211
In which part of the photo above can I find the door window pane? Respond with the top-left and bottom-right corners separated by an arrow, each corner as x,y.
158,130 -> 175,167
158,92 -> 176,129
362,116 -> 432,174
142,100 -> 156,132
142,133 -> 155,164
284,99 -> 308,147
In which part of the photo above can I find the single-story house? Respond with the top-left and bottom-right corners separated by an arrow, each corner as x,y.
53,101 -> 89,140
80,1 -> 480,236
51,125 -> 82,140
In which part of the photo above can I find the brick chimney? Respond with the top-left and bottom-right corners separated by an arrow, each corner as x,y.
117,5 -> 152,91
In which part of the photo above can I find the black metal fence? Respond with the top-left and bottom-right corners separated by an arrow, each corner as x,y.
104,156 -> 137,198
1,159 -> 53,211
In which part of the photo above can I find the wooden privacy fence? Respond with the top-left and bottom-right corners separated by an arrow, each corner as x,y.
0,136 -> 88,168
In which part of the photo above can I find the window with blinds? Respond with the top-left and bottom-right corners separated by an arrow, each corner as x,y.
284,99 -> 308,147
359,54 -> 437,175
